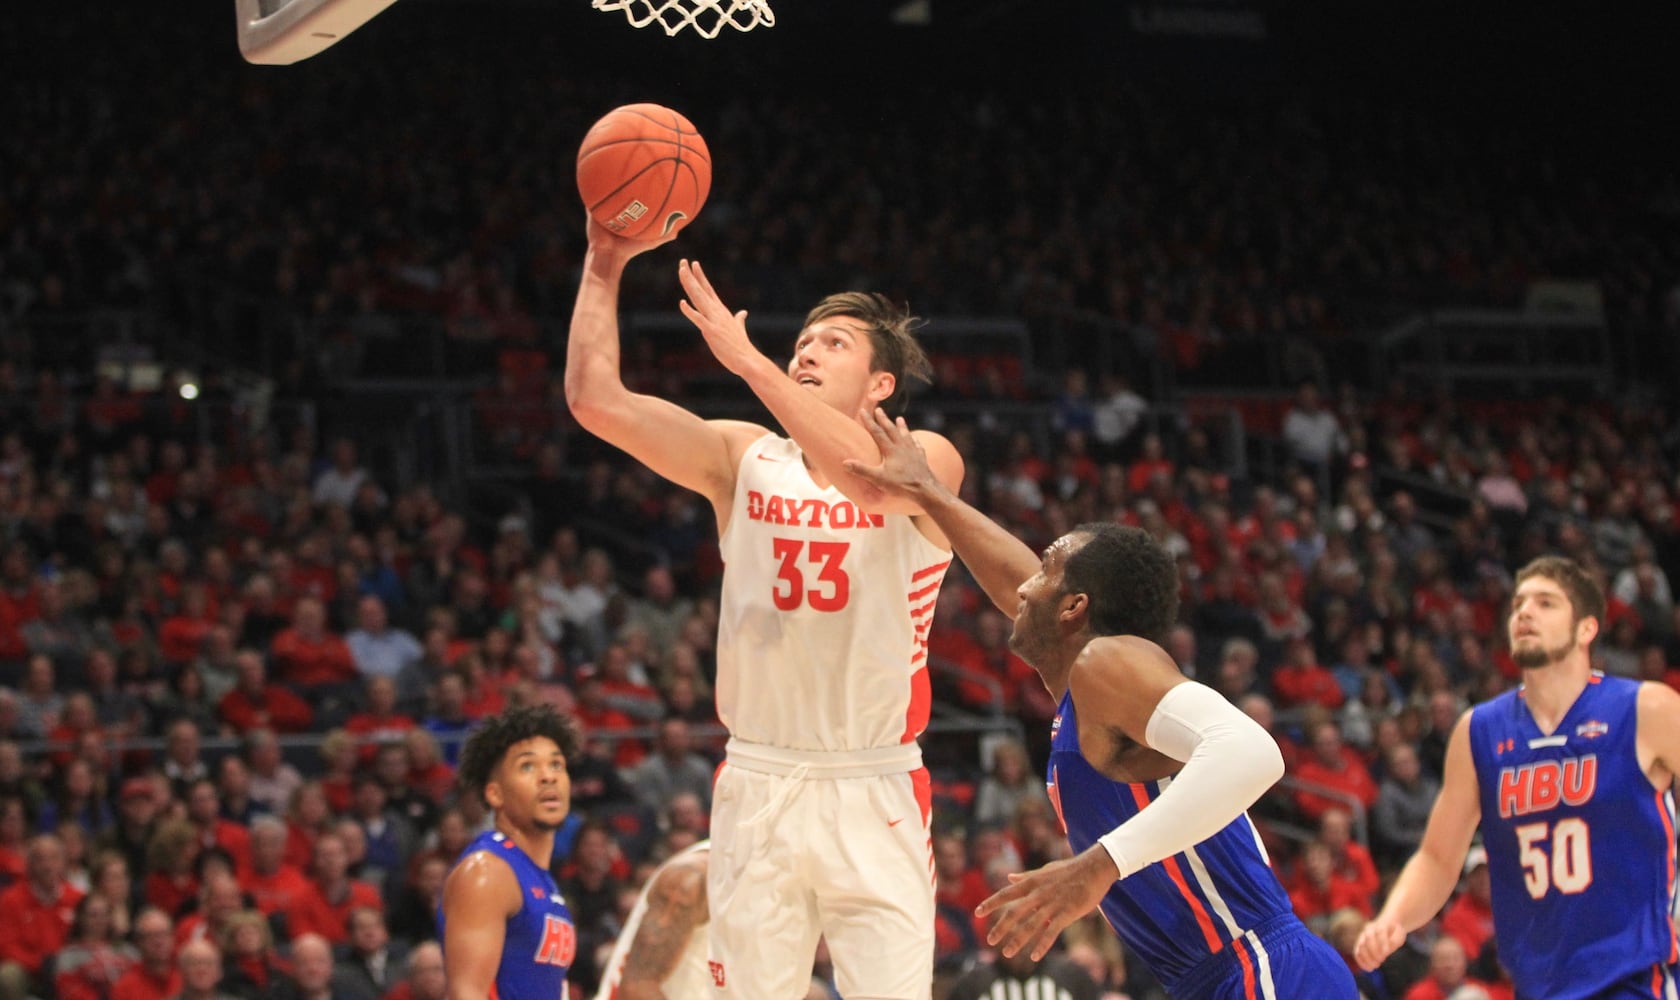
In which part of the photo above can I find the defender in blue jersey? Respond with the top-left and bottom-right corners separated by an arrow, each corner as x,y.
845,408 -> 1356,999
441,704 -> 581,999
1358,556 -> 1680,1000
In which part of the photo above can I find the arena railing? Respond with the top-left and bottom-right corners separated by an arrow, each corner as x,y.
1272,775 -> 1371,850
1375,307 -> 1612,396
14,713 -> 1025,785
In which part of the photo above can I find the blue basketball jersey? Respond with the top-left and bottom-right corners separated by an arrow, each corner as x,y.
1047,691 -> 1355,999
1468,673 -> 1679,1000
440,830 -> 575,1000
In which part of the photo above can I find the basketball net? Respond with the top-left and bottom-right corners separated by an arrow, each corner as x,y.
592,0 -> 774,38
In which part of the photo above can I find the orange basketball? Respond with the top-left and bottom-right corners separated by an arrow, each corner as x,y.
576,104 -> 712,241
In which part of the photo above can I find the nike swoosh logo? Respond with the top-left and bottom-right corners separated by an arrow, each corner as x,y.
756,454 -> 778,462
887,818 -> 904,827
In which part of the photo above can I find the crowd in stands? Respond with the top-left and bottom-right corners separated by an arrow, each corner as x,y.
4,6 -> 1680,1000
6,344 -> 1680,998
4,6 -> 1679,398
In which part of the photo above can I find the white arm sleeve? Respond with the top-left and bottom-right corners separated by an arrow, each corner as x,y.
1096,681 -> 1285,880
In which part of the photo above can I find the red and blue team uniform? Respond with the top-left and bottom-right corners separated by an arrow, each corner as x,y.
440,830 -> 576,1000
1468,672 -> 1679,999
1048,692 -> 1355,999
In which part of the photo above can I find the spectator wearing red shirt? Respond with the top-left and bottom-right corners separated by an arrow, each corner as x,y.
1292,720 -> 1379,824
171,871 -> 245,950
142,820 -> 200,918
0,833 -> 85,997
283,782 -> 334,875
1403,936 -> 1498,1000
316,729 -> 360,816
978,611 -> 1052,719
0,796 -> 27,884
457,651 -> 508,721
241,816 -> 311,916
1440,846 -> 1497,965
1317,807 -> 1380,904
109,906 -> 181,1000
218,650 -> 314,735
1411,553 -> 1469,625
404,730 -> 456,807
344,675 -> 418,764
287,534 -> 339,605
184,779 -> 252,877
1271,637 -> 1346,711
0,546 -> 40,664
43,692 -> 106,773
594,642 -> 663,723
268,596 -> 356,693
1234,486 -> 1296,549
572,672 -> 643,768
284,830 -> 382,945
1288,842 -> 1371,930
933,832 -> 987,962
1126,432 -> 1175,495
158,583 -> 218,667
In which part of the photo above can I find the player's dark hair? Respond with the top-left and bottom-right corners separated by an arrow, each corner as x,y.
1514,555 -> 1605,628
1062,523 -> 1179,643
457,705 -> 581,809
802,292 -> 933,417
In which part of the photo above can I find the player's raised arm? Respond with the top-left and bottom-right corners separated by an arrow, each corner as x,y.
1355,710 -> 1481,971
565,221 -> 761,508
615,852 -> 709,1000
676,259 -> 962,516
442,850 -> 520,1000
844,407 -> 1033,615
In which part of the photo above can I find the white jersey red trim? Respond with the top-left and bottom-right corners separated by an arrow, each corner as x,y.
716,433 -> 950,757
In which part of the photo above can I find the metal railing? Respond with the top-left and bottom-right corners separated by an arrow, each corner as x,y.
1273,775 -> 1371,849
14,712 -> 1024,788
1375,307 -> 1613,395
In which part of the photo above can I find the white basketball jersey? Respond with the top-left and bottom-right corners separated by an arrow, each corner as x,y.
593,841 -> 711,1000
716,434 -> 950,753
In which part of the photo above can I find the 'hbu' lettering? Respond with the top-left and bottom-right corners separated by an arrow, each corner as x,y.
533,914 -> 576,967
1498,755 -> 1597,818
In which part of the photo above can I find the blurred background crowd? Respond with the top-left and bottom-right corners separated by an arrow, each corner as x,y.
2,1 -> 1678,999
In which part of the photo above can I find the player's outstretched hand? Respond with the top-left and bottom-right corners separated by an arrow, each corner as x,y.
677,259 -> 759,376
842,407 -> 938,502
1352,914 -> 1405,971
975,849 -> 1116,962
586,216 -> 677,259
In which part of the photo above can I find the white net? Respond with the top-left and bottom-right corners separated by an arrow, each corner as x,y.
591,0 -> 775,37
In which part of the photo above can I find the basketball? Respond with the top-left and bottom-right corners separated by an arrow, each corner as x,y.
576,104 -> 712,241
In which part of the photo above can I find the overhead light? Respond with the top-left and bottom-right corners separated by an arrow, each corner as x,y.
891,0 -> 931,24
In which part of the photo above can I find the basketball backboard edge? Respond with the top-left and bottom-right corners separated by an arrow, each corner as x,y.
235,0 -> 405,65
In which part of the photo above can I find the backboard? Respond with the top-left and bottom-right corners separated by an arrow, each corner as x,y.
237,0 -> 774,63
235,0 -> 404,65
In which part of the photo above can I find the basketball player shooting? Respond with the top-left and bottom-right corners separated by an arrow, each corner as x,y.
1356,557 -> 1680,998
842,408 -> 1357,998
565,210 -> 963,999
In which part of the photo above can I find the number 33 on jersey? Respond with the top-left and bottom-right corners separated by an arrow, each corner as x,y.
718,434 -> 950,751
